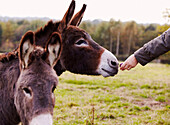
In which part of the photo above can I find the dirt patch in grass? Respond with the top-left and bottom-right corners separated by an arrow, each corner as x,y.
131,97 -> 170,109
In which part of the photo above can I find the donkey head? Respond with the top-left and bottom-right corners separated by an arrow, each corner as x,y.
14,31 -> 62,125
34,0 -> 119,77
56,1 -> 119,77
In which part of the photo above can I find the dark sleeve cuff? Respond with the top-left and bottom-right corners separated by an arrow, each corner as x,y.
134,47 -> 153,66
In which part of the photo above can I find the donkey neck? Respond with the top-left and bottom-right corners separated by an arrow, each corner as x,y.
53,60 -> 66,76
0,58 -> 20,125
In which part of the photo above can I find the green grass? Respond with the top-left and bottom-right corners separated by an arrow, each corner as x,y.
53,63 -> 170,125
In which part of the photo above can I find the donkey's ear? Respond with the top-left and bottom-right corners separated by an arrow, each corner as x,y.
70,4 -> 86,26
58,0 -> 75,33
19,31 -> 35,69
45,32 -> 62,67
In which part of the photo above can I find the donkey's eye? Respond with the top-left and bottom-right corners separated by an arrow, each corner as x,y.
76,40 -> 86,45
75,39 -> 88,47
23,87 -> 32,98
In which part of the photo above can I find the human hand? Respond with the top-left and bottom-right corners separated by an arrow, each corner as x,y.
120,54 -> 138,71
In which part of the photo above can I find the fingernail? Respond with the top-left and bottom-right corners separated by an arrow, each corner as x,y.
120,63 -> 123,67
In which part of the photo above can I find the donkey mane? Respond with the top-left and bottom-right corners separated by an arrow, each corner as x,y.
35,20 -> 60,48
0,48 -> 18,63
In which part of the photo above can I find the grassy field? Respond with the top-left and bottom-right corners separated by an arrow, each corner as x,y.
53,63 -> 170,125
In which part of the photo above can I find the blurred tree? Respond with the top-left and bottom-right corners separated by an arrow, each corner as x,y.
145,24 -> 156,32
122,21 -> 137,55
14,20 -> 31,42
93,21 -> 110,49
115,21 -> 122,56
109,19 -> 122,55
80,21 -> 93,33
15,25 -> 27,41
139,24 -> 158,50
156,24 -> 170,34
1,39 -> 14,51
109,19 -> 115,52
26,20 -> 46,31
2,21 -> 15,41
17,20 -> 29,25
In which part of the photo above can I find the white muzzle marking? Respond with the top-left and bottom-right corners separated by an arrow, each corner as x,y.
97,49 -> 118,77
29,113 -> 53,125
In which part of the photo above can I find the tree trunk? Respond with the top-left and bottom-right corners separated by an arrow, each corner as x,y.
110,36 -> 113,52
109,30 -> 113,52
127,31 -> 132,55
116,31 -> 120,56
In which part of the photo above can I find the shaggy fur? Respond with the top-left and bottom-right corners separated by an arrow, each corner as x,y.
0,31 -> 61,125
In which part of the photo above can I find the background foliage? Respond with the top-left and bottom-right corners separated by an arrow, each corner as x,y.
0,17 -> 169,63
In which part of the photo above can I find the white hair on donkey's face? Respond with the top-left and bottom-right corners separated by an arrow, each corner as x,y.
29,113 -> 53,125
96,48 -> 119,77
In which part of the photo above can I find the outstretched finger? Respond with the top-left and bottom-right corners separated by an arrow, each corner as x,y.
120,63 -> 126,70
127,66 -> 132,70
124,63 -> 130,70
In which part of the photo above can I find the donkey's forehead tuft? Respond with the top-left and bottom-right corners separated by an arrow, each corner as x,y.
32,47 -> 45,57
67,25 -> 84,32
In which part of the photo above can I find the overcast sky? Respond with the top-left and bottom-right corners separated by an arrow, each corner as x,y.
0,0 -> 170,24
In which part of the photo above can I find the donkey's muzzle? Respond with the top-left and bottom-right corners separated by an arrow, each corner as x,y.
96,49 -> 119,77
29,113 -> 53,125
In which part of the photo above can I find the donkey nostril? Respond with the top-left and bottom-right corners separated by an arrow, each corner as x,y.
23,87 -> 32,98
111,61 -> 117,66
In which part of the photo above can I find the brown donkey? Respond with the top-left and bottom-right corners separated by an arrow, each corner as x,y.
0,31 -> 61,125
35,0 -> 119,77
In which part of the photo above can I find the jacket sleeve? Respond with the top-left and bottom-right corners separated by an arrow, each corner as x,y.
134,28 -> 170,66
